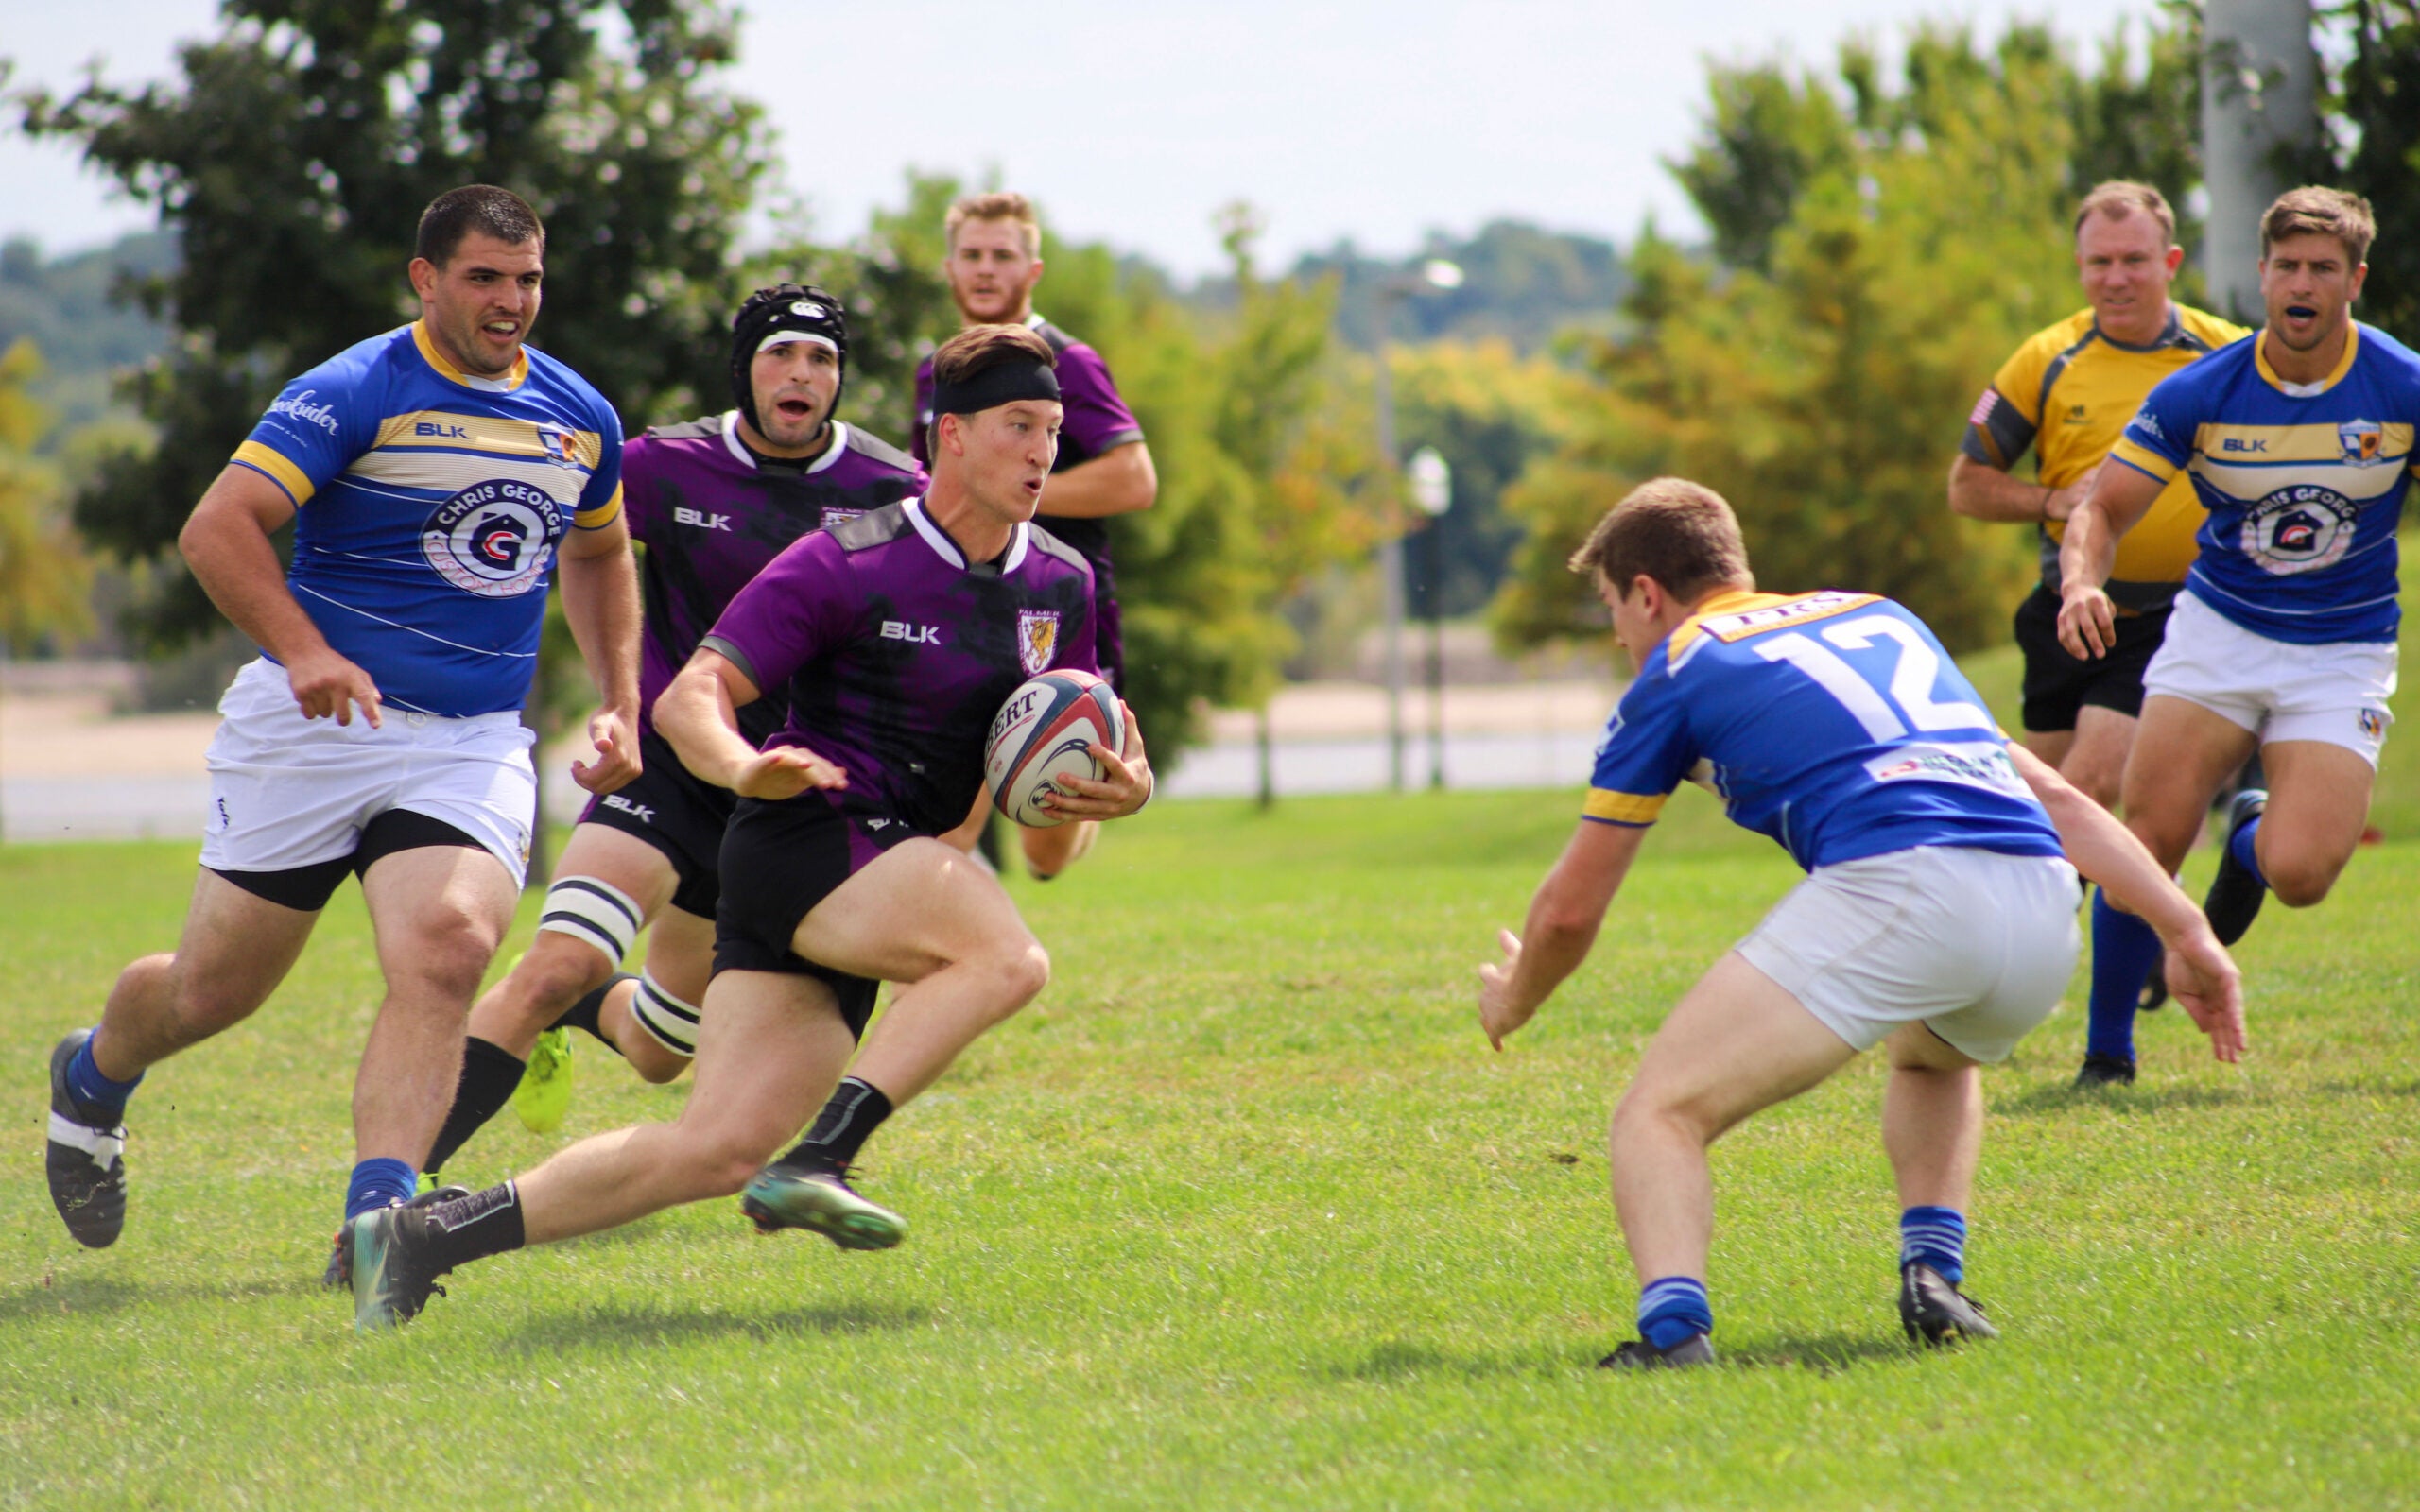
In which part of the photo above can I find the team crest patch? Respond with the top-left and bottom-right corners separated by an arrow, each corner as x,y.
2359,708 -> 2388,741
2339,419 -> 2386,467
422,479 -> 562,598
2240,484 -> 2357,576
534,423 -> 583,468
1017,610 -> 1062,675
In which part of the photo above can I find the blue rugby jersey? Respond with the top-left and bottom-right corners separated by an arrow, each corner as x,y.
2109,321 -> 2420,644
230,321 -> 625,716
1587,591 -> 2064,872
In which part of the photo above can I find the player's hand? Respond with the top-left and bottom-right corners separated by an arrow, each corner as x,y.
284,646 -> 383,728
572,704 -> 643,796
730,747 -> 847,801
1478,929 -> 1533,1051
2056,583 -> 2118,661
1044,704 -> 1153,819
2164,927 -> 2246,1063
2043,461 -> 2102,524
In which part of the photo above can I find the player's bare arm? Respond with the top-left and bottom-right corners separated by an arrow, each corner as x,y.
553,513 -> 645,794
1032,704 -> 1154,818
178,462 -> 383,727
2053,461 -> 2165,659
2010,743 -> 2244,1059
1030,439 -> 1157,519
1945,454 -> 2102,524
655,646 -> 845,799
1478,819 -> 1647,1050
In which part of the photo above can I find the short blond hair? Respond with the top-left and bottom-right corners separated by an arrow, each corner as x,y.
945,192 -> 1042,257
1567,478 -> 1754,602
2073,180 -> 2176,247
2261,186 -> 2376,267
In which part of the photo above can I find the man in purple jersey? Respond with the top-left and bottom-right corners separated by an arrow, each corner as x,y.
347,325 -> 1154,1328
917,191 -> 1156,880
409,286 -> 927,1190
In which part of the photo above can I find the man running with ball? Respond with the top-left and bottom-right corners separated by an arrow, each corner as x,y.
347,324 -> 1151,1329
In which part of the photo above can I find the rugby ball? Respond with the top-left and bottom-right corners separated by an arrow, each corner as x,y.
985,670 -> 1125,828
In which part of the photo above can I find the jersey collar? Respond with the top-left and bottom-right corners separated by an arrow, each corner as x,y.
719,410 -> 851,472
2255,319 -> 2360,397
903,496 -> 1030,574
2094,303 -> 2186,354
410,319 -> 528,392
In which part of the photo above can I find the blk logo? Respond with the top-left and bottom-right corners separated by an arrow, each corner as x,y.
415,421 -> 470,439
880,620 -> 940,644
603,793 -> 656,824
673,507 -> 731,532
2221,437 -> 2269,454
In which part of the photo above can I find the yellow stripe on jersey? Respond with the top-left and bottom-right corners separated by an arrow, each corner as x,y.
2109,436 -> 2179,484
575,481 -> 624,531
2189,421 -> 2416,467
1666,589 -> 1881,665
410,320 -> 529,392
2254,321 -> 2360,395
231,440 -> 318,506
371,410 -> 606,470
348,446 -> 594,501
1584,788 -> 1668,825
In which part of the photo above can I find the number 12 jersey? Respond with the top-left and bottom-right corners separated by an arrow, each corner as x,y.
1586,590 -> 2063,871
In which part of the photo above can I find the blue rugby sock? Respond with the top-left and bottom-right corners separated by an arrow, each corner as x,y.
1637,1276 -> 1713,1350
65,1033 -> 144,1122
346,1158 -> 419,1221
2086,889 -> 2162,1063
1899,1206 -> 1967,1284
2229,815 -> 2267,888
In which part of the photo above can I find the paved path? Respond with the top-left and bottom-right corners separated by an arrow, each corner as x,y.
3,674 -> 1621,840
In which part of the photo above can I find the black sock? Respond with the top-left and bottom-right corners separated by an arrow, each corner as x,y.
424,1037 -> 527,1176
554,972 -> 635,1055
417,1181 -> 527,1270
783,1076 -> 894,1172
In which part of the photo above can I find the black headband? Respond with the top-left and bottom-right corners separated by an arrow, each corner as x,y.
931,357 -> 1060,419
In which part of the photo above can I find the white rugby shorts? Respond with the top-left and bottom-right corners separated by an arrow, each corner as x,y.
2143,592 -> 2397,766
199,658 -> 539,885
1736,846 -> 2081,1064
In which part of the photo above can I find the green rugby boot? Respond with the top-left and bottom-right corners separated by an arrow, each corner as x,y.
510,1027 -> 573,1135
738,1161 -> 907,1251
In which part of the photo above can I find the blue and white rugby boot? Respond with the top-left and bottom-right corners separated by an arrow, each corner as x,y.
46,1030 -> 128,1249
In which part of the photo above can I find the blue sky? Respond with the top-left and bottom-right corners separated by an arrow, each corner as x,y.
3,0 -> 2162,274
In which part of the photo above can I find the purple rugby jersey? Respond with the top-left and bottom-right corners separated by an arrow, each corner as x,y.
626,414 -> 924,744
912,314 -> 1145,582
699,498 -> 1098,833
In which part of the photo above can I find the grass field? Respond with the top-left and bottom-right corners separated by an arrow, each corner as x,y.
5,648 -> 2418,1509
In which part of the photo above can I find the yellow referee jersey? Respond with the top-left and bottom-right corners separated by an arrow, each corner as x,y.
1962,303 -> 2247,609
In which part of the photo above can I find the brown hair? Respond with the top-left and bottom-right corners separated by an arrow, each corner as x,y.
1567,478 -> 1753,601
2073,180 -> 2175,247
930,322 -> 1056,387
2260,186 -> 2376,266
945,191 -> 1043,257
416,185 -> 544,266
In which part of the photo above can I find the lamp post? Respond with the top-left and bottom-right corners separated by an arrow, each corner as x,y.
1374,258 -> 1462,791
1408,446 -> 1452,791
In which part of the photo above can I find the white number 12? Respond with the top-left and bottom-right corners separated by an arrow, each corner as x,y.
1752,615 -> 1989,741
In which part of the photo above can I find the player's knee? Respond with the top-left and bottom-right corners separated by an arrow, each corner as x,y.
2264,851 -> 2342,909
627,1040 -> 692,1085
393,912 -> 504,1003
506,940 -> 612,1021
994,937 -> 1051,1008
164,962 -> 268,1033
1609,1084 -> 1708,1149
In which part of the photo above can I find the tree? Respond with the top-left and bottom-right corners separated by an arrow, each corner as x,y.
2326,0 -> 2420,345
1495,15 -> 2205,659
0,339 -> 94,651
14,0 -> 771,653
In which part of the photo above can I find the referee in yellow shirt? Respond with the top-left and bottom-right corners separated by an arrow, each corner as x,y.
1950,181 -> 2247,809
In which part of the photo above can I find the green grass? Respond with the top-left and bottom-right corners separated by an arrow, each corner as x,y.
3,765 -> 2417,1508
